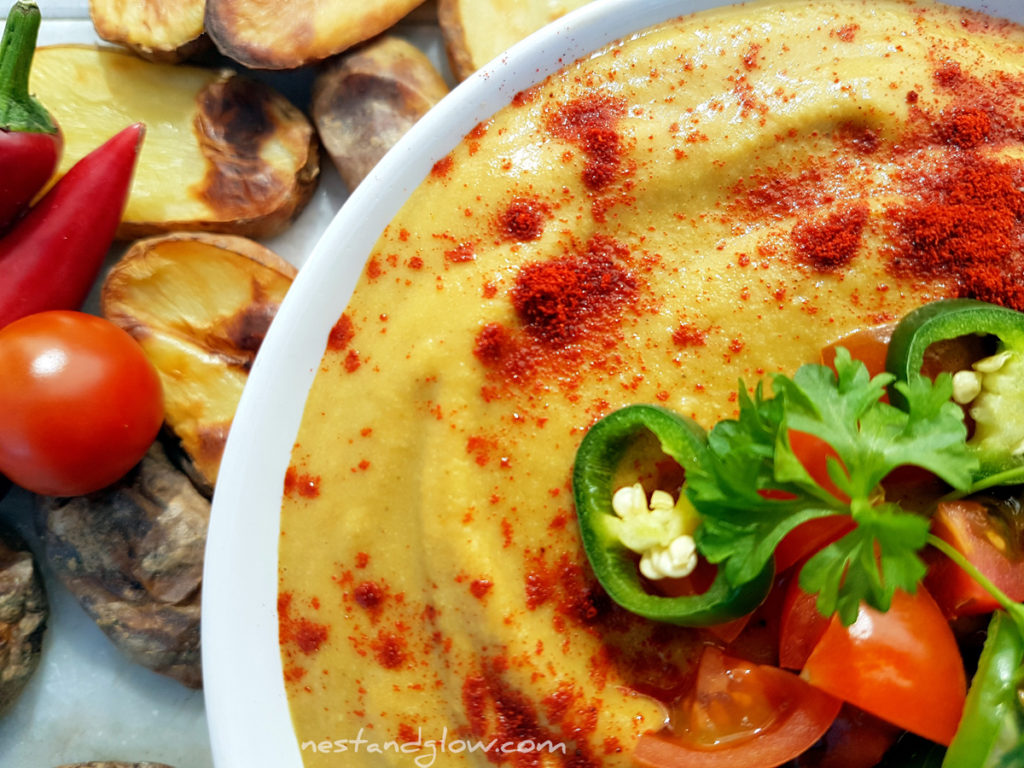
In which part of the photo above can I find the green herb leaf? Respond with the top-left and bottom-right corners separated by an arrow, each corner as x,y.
691,348 -> 978,624
690,383 -> 844,588
800,500 -> 930,624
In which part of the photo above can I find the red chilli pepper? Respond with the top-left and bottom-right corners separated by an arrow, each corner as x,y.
0,0 -> 62,231
0,121 -> 144,329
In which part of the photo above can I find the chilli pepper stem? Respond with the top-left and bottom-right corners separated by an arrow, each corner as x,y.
0,1 -> 56,133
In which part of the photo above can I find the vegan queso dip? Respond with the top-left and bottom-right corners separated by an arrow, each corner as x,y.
278,0 -> 1024,765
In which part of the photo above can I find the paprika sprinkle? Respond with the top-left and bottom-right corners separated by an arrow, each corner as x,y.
497,196 -> 550,242
792,202 -> 870,272
510,243 -> 636,346
884,60 -> 1024,311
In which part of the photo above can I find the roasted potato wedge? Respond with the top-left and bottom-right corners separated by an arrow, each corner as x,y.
89,0 -> 209,63
101,232 -> 296,492
312,35 -> 449,190
29,45 -> 319,239
205,0 -> 427,69
439,0 -> 593,81
36,443 -> 207,689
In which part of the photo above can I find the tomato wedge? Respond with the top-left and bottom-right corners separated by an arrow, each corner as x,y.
775,516 -> 855,573
820,324 -> 895,379
779,578 -> 830,670
787,429 -> 850,503
925,499 -> 1024,618
634,645 -> 841,768
801,588 -> 966,746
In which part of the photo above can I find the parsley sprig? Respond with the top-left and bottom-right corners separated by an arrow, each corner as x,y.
689,348 -> 979,625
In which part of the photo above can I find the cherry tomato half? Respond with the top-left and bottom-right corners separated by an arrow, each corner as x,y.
634,645 -> 841,768
820,323 -> 895,379
801,587 -> 966,747
787,429 -> 851,503
925,499 -> 1024,618
0,311 -> 163,496
779,578 -> 831,670
775,516 -> 855,574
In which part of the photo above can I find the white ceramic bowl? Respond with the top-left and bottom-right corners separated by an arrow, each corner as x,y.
202,1 -> 1024,766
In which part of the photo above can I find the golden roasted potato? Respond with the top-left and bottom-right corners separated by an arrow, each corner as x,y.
29,45 -> 319,240
439,0 -> 593,81
89,0 -> 209,63
101,233 -> 296,492
312,35 -> 449,190
205,0 -> 427,69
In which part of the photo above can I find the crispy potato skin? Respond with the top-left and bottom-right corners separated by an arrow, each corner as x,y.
312,35 -> 449,189
436,0 -> 474,82
439,0 -> 593,81
160,76 -> 321,241
205,0 -> 428,69
89,0 -> 209,63
36,443 -> 207,689
101,233 -> 296,492
29,46 -> 320,240
120,75 -> 321,240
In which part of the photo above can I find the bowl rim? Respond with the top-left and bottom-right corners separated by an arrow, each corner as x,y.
201,0 -> 719,765
201,0 -> 1021,766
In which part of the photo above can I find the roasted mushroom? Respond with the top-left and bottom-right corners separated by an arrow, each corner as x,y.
0,523 -> 47,713
35,443 -> 208,688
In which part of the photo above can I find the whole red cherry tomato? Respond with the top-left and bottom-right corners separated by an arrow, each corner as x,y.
0,310 -> 163,496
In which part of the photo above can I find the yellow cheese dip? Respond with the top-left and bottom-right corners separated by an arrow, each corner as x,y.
279,1 -> 1024,765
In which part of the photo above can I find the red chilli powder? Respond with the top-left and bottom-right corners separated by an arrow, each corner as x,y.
278,592 -> 328,656
284,465 -> 321,499
887,155 -> 1024,310
880,56 -> 1024,310
791,202 -> 870,271
548,94 -> 629,195
498,197 -> 551,242
510,237 -> 636,345
327,313 -> 355,351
